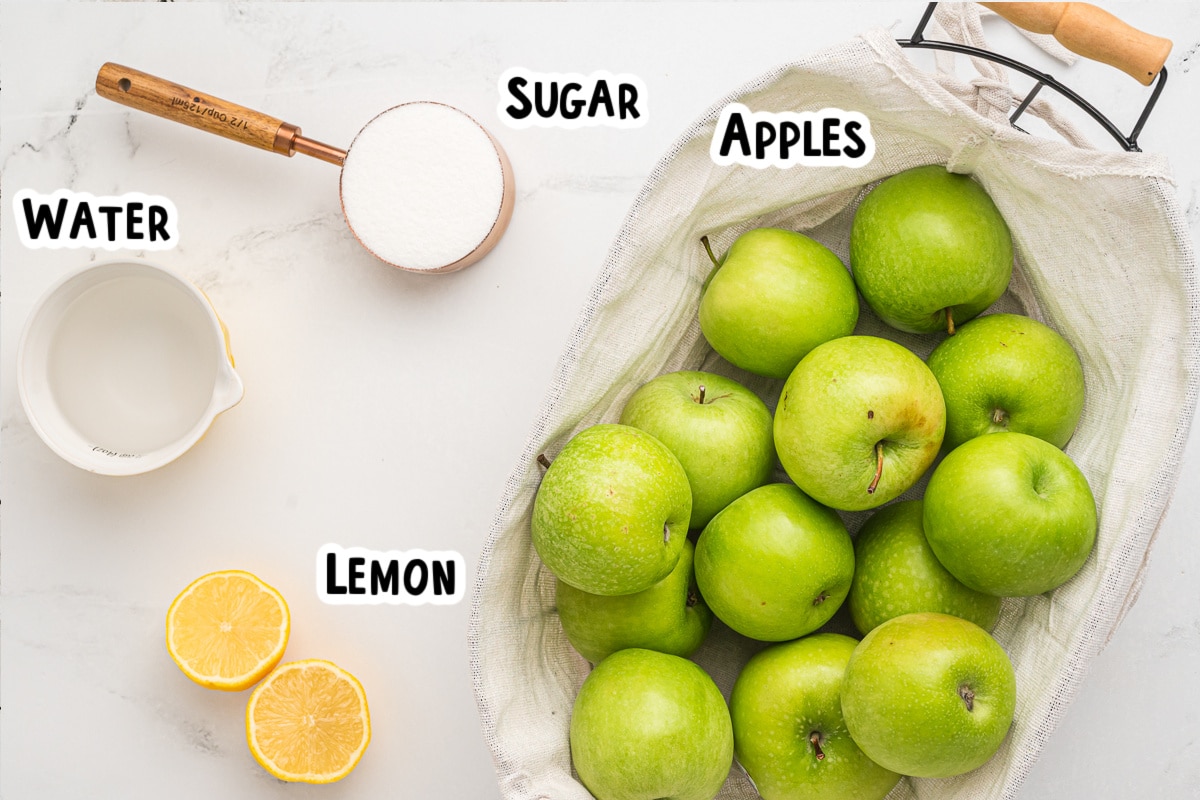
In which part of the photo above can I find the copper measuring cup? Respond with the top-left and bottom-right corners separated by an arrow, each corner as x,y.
96,63 -> 515,273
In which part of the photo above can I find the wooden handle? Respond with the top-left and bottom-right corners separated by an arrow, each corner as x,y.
980,3 -> 1172,85
96,62 -> 300,155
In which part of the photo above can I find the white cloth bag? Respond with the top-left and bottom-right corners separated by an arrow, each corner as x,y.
469,6 -> 1199,799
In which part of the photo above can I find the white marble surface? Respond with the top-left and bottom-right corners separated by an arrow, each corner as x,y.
1,2 -> 1197,798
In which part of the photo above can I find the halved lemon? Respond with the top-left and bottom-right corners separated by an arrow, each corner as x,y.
166,569 -> 290,691
246,659 -> 371,783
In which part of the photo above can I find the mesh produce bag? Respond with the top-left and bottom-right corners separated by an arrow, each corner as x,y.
469,6 -> 1198,799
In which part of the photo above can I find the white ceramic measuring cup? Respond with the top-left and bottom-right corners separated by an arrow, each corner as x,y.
18,259 -> 244,476
95,63 -> 515,274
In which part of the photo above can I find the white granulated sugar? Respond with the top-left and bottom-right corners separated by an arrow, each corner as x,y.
340,102 -> 505,270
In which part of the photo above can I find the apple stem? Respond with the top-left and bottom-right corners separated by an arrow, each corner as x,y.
947,307 -> 956,335
867,442 -> 885,494
537,453 -> 552,469
959,685 -> 976,712
663,523 -> 671,544
687,588 -> 699,608
692,386 -> 733,405
809,732 -> 825,761
700,235 -> 719,269
993,407 -> 1008,426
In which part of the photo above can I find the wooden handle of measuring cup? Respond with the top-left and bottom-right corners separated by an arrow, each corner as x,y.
96,62 -> 303,156
980,3 -> 1172,85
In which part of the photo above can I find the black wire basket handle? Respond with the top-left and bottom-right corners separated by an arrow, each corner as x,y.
898,2 -> 1173,151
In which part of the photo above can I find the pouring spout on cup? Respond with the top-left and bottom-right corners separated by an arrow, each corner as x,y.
212,365 -> 246,416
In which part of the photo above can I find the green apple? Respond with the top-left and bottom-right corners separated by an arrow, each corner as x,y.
774,336 -> 945,511
557,539 -> 712,664
840,612 -> 1016,778
928,313 -> 1085,450
619,370 -> 775,529
730,633 -> 901,800
850,165 -> 1013,334
570,648 -> 734,800
532,424 -> 692,596
923,432 -> 1097,596
699,227 -> 859,379
848,500 -> 1000,635
694,483 -> 853,642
